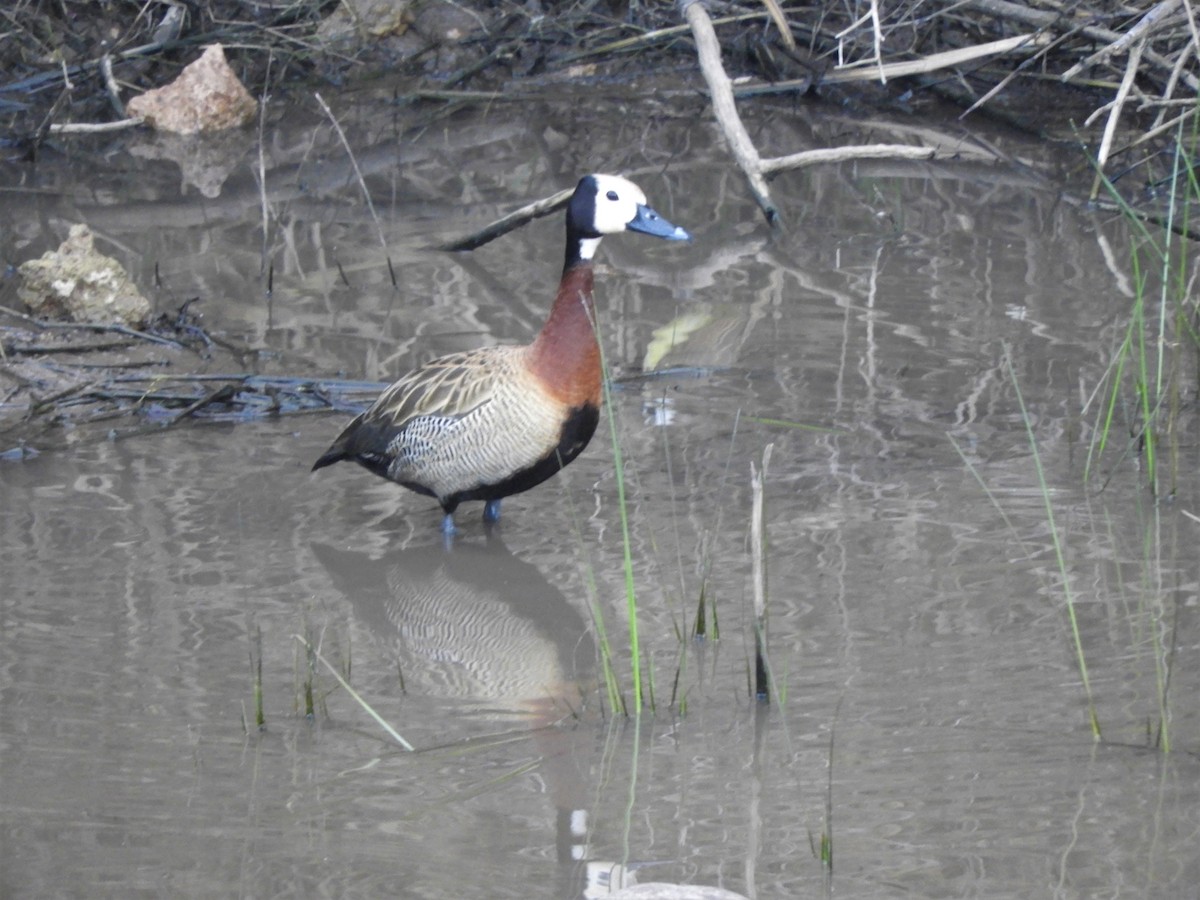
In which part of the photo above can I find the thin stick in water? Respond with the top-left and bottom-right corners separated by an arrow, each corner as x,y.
750,443 -> 773,701
313,91 -> 397,287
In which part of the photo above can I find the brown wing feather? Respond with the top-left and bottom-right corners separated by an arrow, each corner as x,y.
367,346 -> 524,429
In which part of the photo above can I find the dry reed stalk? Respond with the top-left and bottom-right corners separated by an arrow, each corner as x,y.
824,32 -> 1051,83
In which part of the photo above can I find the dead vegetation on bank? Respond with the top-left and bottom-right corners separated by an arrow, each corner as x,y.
3,1 -> 1197,172
4,0 -> 1198,210
6,0 -> 1196,212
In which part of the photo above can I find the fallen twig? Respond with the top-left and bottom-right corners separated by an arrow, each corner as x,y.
0,305 -> 182,348
4,339 -> 137,354
757,142 -> 993,175
47,117 -> 144,134
966,0 -> 1199,92
677,1 -> 994,221
825,31 -> 1052,83
1092,37 -> 1147,198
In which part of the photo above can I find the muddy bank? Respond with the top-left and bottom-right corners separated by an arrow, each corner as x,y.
3,1 -> 1195,157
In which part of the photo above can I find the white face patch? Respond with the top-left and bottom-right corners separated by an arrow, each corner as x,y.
589,174 -> 648,236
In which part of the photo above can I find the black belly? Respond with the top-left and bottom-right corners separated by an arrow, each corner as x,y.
444,402 -> 600,512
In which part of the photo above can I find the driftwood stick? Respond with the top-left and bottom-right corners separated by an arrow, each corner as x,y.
1060,0 -> 1180,82
436,187 -> 573,252
826,32 -> 1050,83
167,383 -> 238,425
679,0 -> 778,225
47,118 -> 144,135
966,0 -> 1199,91
1092,37 -> 1146,196
759,143 -> 958,174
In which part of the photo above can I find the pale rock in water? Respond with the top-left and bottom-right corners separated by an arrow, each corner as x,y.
127,44 -> 257,134
17,224 -> 151,327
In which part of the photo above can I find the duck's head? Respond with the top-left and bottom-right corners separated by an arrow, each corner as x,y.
567,174 -> 690,264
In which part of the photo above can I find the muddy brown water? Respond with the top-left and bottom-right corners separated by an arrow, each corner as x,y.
2,90 -> 1198,898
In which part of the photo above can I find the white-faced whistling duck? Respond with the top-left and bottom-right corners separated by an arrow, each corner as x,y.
312,173 -> 691,535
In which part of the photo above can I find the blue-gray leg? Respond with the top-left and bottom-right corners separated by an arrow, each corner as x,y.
483,499 -> 502,524
441,512 -> 457,536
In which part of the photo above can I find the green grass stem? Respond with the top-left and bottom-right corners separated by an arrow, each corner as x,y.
593,315 -> 646,716
293,634 -> 414,751
558,451 -> 627,717
1004,353 -> 1101,739
1084,116 -> 1200,495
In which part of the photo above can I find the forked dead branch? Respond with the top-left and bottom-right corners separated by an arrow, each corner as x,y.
678,0 -> 1007,223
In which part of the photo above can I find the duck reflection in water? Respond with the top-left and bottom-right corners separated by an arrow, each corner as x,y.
310,534 -> 596,880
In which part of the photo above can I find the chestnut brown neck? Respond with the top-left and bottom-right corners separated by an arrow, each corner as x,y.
528,263 -> 601,407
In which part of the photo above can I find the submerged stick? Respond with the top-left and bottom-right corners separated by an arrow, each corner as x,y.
750,443 -> 774,701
